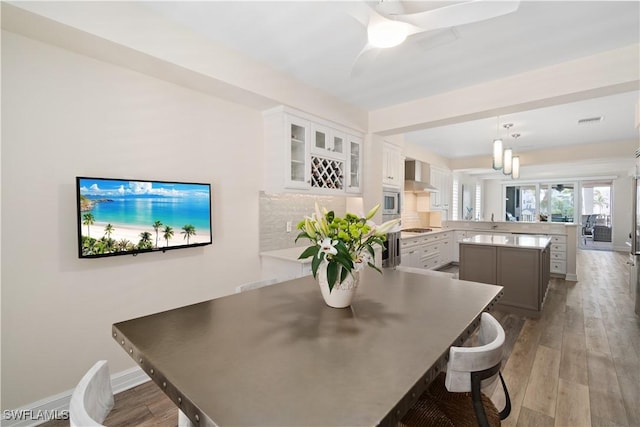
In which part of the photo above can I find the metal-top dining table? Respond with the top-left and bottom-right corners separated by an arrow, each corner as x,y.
112,268 -> 503,427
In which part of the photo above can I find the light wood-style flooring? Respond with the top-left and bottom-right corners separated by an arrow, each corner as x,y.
44,249 -> 638,427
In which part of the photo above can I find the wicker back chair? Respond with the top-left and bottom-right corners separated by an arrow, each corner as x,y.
400,312 -> 511,427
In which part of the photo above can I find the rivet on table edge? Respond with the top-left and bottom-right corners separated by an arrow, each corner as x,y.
121,340 -> 125,345
178,397 -> 182,404
150,368 -> 154,375
195,414 -> 200,422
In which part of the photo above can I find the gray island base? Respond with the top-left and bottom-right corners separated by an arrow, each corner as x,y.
459,234 -> 551,318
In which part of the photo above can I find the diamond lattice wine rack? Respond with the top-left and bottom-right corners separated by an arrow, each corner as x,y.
310,156 -> 344,190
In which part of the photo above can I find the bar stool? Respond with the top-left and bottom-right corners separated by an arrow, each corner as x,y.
69,360 -> 114,427
399,312 -> 511,427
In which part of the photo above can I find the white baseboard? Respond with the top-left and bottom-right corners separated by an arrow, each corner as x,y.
1,366 -> 150,427
565,273 -> 578,281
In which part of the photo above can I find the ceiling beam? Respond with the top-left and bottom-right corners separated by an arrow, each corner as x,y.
369,44 -> 640,137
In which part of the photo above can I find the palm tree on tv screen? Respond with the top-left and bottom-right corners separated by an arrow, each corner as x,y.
104,223 -> 114,239
163,225 -> 174,248
138,231 -> 153,250
181,224 -> 196,245
152,220 -> 163,248
82,213 -> 95,237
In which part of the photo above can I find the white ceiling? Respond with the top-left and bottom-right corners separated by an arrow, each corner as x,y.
142,1 -> 639,169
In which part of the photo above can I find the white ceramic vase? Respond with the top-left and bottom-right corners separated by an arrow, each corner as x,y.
317,263 -> 359,308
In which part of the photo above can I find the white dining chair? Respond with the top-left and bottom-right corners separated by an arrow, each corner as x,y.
235,277 -> 279,293
395,265 -> 456,279
400,312 -> 511,427
69,360 -> 114,427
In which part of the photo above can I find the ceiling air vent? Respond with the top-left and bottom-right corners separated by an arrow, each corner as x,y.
577,116 -> 604,124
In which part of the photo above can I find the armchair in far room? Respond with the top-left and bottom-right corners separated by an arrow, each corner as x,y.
581,214 -> 595,244
593,225 -> 612,242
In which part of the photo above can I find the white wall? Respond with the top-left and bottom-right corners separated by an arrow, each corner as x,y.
612,175 -> 633,251
484,180 -> 504,222
1,31 -> 266,409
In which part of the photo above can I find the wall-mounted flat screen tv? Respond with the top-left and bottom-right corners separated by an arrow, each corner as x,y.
76,177 -> 212,258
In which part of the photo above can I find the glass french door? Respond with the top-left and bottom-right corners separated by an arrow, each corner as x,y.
580,181 -> 612,249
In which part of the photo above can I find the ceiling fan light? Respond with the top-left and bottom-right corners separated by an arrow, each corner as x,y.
503,148 -> 513,175
512,156 -> 520,179
492,139 -> 503,170
368,21 -> 408,48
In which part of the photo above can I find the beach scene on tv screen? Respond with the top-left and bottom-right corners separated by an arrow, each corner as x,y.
78,178 -> 212,257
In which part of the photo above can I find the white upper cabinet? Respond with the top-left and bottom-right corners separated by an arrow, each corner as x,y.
430,165 -> 452,210
382,143 -> 403,188
311,124 -> 346,159
263,106 -> 363,195
346,135 -> 363,193
285,116 -> 311,189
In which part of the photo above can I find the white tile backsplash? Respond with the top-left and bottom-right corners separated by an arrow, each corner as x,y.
259,192 -> 347,252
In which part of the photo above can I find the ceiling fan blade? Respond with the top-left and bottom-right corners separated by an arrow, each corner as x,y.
395,0 -> 520,31
350,43 -> 381,78
372,0 -> 406,17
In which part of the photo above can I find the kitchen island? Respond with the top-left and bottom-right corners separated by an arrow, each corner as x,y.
444,220 -> 577,281
459,234 -> 551,318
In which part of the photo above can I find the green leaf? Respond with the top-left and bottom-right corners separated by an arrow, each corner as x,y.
365,245 -> 375,259
368,262 -> 382,274
334,255 -> 353,273
298,245 -> 318,260
340,265 -> 349,283
327,261 -> 339,293
295,231 -> 310,243
311,251 -> 324,278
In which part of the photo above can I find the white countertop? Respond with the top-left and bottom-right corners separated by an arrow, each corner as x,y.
461,234 -> 551,249
261,245 -> 383,264
260,247 -> 311,264
400,228 -> 446,239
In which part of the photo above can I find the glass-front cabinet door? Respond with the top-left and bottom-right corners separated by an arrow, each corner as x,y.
285,116 -> 310,189
346,136 -> 363,193
311,125 -> 345,159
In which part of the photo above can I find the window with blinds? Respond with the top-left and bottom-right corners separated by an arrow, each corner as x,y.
475,183 -> 482,221
452,176 -> 459,220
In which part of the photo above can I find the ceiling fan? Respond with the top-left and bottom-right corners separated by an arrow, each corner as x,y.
349,0 -> 521,75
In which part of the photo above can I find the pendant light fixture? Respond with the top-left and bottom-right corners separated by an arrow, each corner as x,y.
492,117 -> 503,170
502,123 -> 513,175
491,120 -> 522,179
512,156 -> 520,179
503,148 -> 513,175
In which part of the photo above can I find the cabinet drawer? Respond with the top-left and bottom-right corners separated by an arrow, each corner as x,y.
420,234 -> 440,244
401,248 -> 420,258
551,251 -> 566,260
401,238 -> 422,249
549,235 -> 567,244
550,243 -> 566,253
422,243 -> 441,257
550,260 -> 566,273
420,255 -> 440,269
